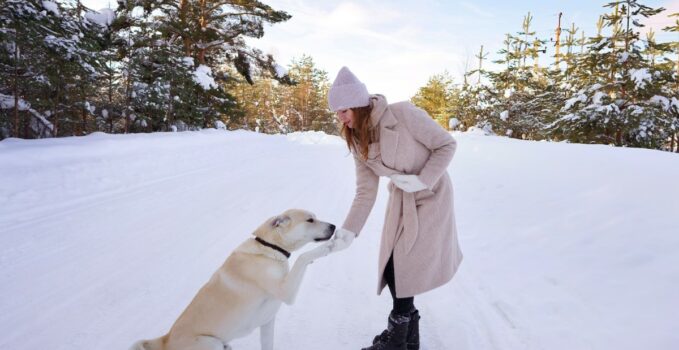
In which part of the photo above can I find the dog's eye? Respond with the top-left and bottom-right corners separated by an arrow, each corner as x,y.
306,218 -> 314,223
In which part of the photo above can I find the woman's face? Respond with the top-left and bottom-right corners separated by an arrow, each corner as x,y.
336,108 -> 355,129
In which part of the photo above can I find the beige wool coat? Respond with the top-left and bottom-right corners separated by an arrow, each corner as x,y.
341,95 -> 463,298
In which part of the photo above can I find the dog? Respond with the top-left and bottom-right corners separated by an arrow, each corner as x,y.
130,209 -> 336,350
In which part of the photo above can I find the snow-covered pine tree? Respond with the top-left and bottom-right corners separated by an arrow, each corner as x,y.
0,0 -> 53,138
477,12 -> 552,139
444,46 -> 487,132
659,13 -> 679,151
115,0 -> 293,130
554,1 -> 667,148
0,0 -> 107,138
0,0 -> 62,139
446,80 -> 481,132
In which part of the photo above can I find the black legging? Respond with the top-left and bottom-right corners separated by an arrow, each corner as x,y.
384,254 -> 415,316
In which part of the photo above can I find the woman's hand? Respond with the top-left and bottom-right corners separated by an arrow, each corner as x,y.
328,228 -> 356,252
389,174 -> 427,193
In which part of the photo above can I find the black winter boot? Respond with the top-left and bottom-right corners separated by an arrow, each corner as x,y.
406,309 -> 420,350
362,313 -> 410,350
372,309 -> 420,350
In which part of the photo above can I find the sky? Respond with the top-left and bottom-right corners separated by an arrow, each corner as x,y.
83,0 -> 678,102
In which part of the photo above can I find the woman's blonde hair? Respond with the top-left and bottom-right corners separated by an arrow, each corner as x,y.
340,105 -> 375,161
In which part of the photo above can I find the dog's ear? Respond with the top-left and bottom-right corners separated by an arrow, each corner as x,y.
272,215 -> 291,228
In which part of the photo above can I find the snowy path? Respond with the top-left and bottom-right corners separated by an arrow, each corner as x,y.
1,130 -> 678,350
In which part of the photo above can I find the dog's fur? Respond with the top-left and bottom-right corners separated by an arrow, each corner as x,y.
130,209 -> 336,350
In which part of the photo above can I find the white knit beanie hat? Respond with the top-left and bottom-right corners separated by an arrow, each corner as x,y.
327,66 -> 370,112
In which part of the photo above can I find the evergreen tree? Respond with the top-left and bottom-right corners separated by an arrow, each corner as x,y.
477,12 -> 552,139
660,13 -> 679,152
287,55 -> 334,133
553,1 -> 668,148
230,55 -> 333,134
411,71 -> 454,128
115,0 -> 293,130
0,0 -> 106,138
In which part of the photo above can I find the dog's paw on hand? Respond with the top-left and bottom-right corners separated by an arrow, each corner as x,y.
327,229 -> 356,252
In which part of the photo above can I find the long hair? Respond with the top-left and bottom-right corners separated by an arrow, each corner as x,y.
340,105 -> 375,160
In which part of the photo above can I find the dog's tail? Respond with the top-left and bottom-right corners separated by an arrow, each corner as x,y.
129,336 -> 166,350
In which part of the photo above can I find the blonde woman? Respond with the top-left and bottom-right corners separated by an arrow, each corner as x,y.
326,67 -> 463,350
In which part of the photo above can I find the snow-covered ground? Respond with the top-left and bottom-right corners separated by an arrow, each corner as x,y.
1,130 -> 678,350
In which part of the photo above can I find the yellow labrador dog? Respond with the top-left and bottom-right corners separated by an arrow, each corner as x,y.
131,209 -> 336,350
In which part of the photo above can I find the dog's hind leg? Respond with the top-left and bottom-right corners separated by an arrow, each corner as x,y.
260,317 -> 275,350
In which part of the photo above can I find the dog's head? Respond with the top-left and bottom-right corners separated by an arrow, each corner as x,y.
254,209 -> 335,252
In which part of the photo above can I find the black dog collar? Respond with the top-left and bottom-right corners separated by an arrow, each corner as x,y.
255,237 -> 291,259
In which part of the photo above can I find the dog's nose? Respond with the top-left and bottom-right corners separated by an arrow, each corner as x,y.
329,224 -> 336,232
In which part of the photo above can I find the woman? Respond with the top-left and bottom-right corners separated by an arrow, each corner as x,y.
327,67 -> 463,350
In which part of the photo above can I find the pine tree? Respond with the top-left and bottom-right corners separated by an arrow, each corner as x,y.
660,13 -> 679,151
411,71 -> 454,128
231,55 -> 333,134
0,0 -> 106,139
477,12 -> 551,139
0,0 -> 55,138
287,56 -> 334,134
115,0 -> 293,130
554,1 -> 668,148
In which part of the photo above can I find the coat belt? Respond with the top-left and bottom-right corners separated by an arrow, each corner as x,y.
386,182 -> 419,255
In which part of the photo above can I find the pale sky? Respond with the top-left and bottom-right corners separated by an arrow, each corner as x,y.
84,0 -> 678,102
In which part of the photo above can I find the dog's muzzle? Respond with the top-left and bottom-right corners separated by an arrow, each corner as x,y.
314,224 -> 336,241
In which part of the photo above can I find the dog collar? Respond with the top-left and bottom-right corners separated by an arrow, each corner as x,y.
255,237 -> 291,259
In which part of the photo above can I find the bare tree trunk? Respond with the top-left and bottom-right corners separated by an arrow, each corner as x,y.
108,59 -> 114,133
23,109 -> 29,138
13,40 -> 20,138
179,0 -> 192,57
81,97 -> 88,135
166,81 -> 174,129
53,83 -> 60,137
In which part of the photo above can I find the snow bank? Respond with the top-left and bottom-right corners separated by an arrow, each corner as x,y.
285,131 -> 344,145
1,131 -> 678,350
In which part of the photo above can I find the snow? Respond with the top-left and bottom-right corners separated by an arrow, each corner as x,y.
499,110 -> 509,121
649,95 -> 670,111
193,65 -> 217,90
0,93 -> 29,111
274,63 -> 288,78
449,117 -> 460,130
214,120 -> 226,130
592,91 -> 607,105
1,131 -> 678,350
182,57 -> 195,67
564,93 -> 587,110
42,1 -> 60,16
588,83 -> 603,92
84,8 -> 115,27
630,68 -> 652,89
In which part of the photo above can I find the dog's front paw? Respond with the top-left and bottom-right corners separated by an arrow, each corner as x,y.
300,242 -> 333,263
